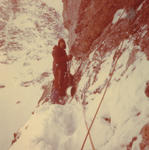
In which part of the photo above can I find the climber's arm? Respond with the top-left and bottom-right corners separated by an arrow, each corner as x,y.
67,54 -> 73,61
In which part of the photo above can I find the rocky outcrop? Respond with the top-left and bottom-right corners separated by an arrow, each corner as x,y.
145,81 -> 149,98
0,84 -> 5,88
62,0 -> 149,59
140,123 -> 149,150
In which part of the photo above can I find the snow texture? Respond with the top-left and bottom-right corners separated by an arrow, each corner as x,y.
0,0 -> 67,150
1,1 -> 149,150
9,37 -> 149,150
112,9 -> 127,24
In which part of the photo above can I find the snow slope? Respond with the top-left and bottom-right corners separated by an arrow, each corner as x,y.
7,1 -> 149,150
9,37 -> 149,150
0,0 -> 67,150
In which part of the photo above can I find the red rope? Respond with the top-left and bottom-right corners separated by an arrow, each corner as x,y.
82,107 -> 96,150
80,42 -> 124,150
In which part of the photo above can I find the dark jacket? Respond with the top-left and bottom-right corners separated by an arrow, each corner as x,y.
52,45 -> 68,73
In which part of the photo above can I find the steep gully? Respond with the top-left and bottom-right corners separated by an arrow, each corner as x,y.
62,0 -> 149,149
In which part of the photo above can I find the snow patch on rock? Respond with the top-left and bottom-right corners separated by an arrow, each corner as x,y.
112,9 -> 127,24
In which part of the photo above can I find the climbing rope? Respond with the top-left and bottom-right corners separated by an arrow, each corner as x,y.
82,106 -> 96,150
80,41 -> 124,150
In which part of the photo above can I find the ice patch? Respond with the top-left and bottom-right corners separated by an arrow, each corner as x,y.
112,9 -> 127,24
137,0 -> 146,11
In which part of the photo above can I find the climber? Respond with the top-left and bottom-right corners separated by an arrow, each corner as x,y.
52,38 -> 73,99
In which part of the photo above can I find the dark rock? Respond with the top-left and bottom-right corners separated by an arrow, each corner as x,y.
11,132 -> 20,145
126,137 -> 137,150
62,0 -> 142,58
20,81 -> 33,87
0,85 -> 5,88
41,72 -> 50,77
103,116 -> 111,124
16,101 -> 21,104
145,81 -> 149,98
140,123 -> 149,149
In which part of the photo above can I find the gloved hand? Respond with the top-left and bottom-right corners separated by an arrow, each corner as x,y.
67,55 -> 73,61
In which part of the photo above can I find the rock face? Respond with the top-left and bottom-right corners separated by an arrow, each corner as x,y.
140,123 -> 149,150
62,0 -> 149,149
62,0 -> 149,59
145,81 -> 149,98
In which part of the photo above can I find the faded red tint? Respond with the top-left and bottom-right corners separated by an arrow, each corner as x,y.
145,81 -> 149,98
140,123 -> 149,150
63,0 -> 149,61
11,0 -> 19,14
